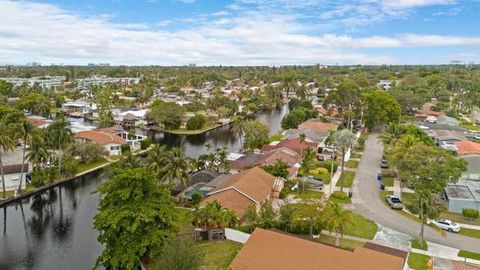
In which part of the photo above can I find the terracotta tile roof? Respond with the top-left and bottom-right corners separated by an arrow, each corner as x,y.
230,148 -> 299,171
230,229 -> 407,270
261,138 -> 317,155
456,140 -> 480,156
27,118 -> 50,128
298,119 -> 339,133
202,167 -> 281,217
74,130 -> 126,146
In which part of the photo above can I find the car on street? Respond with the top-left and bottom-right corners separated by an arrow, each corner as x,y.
380,159 -> 389,169
427,219 -> 461,233
385,195 -> 403,210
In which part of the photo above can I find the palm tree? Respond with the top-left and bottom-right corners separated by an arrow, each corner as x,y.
0,121 -> 15,199
26,136 -> 50,171
231,119 -> 245,150
147,144 -> 168,179
17,120 -> 40,193
47,116 -> 72,174
161,147 -> 191,188
333,129 -> 357,192
281,73 -> 296,103
121,153 -> 141,168
326,202 -> 353,247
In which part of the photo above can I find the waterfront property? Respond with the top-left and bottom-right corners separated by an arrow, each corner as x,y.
230,228 -> 408,270
74,130 -> 126,156
1,148 -> 29,190
201,167 -> 284,222
228,147 -> 301,176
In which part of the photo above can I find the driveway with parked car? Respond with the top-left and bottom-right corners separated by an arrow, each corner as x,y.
350,133 -> 480,252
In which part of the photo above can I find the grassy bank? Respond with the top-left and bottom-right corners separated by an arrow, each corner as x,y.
158,124 -> 221,135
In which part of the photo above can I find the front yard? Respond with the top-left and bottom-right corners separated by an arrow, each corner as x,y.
336,171 -> 355,188
345,213 -> 378,240
407,252 -> 430,270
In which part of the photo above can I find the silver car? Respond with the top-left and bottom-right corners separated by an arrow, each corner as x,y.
385,195 -> 403,210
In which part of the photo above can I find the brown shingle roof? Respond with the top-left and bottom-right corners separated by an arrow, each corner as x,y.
202,167 -> 281,218
230,229 -> 407,270
229,148 -> 299,171
74,130 -> 126,145
456,140 -> 480,156
2,164 -> 28,174
298,119 -> 339,133
261,138 -> 317,155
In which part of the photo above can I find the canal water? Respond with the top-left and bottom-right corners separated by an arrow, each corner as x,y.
0,106 -> 287,269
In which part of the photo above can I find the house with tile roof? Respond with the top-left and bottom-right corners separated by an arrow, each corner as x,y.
230,228 -> 407,270
74,130 -> 126,156
261,138 -> 317,155
201,167 -> 284,222
229,147 -> 301,176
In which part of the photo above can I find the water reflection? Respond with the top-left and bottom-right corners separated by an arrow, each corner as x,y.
0,173 -> 104,270
0,106 -> 287,269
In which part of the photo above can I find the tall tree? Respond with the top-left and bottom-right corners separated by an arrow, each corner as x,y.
363,91 -> 401,129
242,119 -> 270,151
160,147 -> 192,188
17,120 -> 40,193
325,202 -> 353,247
0,121 -> 15,198
94,168 -> 177,270
397,144 -> 467,245
47,116 -> 73,174
332,129 -> 357,192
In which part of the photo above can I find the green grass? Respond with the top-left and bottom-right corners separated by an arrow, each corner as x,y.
458,250 -> 480,261
77,157 -> 109,173
312,173 -> 331,184
383,176 -> 394,187
408,253 -> 431,270
269,131 -> 284,142
329,192 -> 352,204
295,191 -> 324,200
317,234 -> 364,251
161,124 -> 221,135
345,213 -> 378,240
346,160 -> 359,169
350,152 -> 362,159
197,240 -> 243,270
411,239 -> 428,250
440,211 -> 480,226
336,171 -> 355,188
459,228 -> 480,239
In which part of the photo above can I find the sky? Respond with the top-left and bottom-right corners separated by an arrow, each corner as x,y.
0,0 -> 480,66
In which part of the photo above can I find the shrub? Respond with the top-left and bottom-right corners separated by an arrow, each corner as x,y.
186,114 -> 207,130
358,137 -> 365,146
331,191 -> 348,200
30,170 -> 47,188
140,137 -> 152,150
121,144 -> 131,154
319,161 -> 338,173
462,208 -> 480,219
308,167 -> 329,175
405,202 -> 419,215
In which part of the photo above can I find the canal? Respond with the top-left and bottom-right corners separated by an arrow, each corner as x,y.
0,106 -> 287,269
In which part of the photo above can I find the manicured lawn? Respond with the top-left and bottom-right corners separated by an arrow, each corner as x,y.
411,239 -> 428,250
329,196 -> 352,204
77,157 -> 109,173
459,228 -> 480,239
345,213 -> 378,240
458,250 -> 480,261
346,160 -> 359,169
197,240 -> 243,270
295,190 -> 324,200
313,173 -> 331,184
163,124 -> 221,135
317,234 -> 364,251
440,211 -> 480,226
408,253 -> 431,270
336,171 -> 355,188
383,176 -> 394,187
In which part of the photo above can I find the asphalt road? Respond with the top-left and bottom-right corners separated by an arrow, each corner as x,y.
350,133 -> 480,253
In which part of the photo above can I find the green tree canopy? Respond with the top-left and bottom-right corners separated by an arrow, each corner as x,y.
94,167 -> 177,270
363,91 -> 401,129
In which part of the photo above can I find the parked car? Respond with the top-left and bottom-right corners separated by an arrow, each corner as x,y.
316,154 -> 325,161
380,159 -> 389,169
323,145 -> 336,153
427,219 -> 461,233
385,195 -> 403,210
418,125 -> 430,130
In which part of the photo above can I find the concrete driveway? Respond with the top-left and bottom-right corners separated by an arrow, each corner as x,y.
350,133 -> 480,253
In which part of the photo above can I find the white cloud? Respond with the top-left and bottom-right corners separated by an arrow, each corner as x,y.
380,0 -> 455,9
0,0 -> 477,66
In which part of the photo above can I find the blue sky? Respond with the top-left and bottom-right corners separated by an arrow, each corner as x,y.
0,0 -> 479,65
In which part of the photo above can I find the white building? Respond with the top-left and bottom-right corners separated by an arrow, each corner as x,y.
377,80 -> 396,91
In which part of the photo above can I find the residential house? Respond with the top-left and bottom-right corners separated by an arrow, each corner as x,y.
444,182 -> 480,213
261,138 -> 318,155
1,149 -> 29,190
74,130 -> 126,156
201,167 -> 284,222
230,228 -> 408,270
377,80 -> 396,91
228,147 -> 301,176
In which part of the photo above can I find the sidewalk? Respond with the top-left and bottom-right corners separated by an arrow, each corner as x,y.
411,241 -> 480,266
